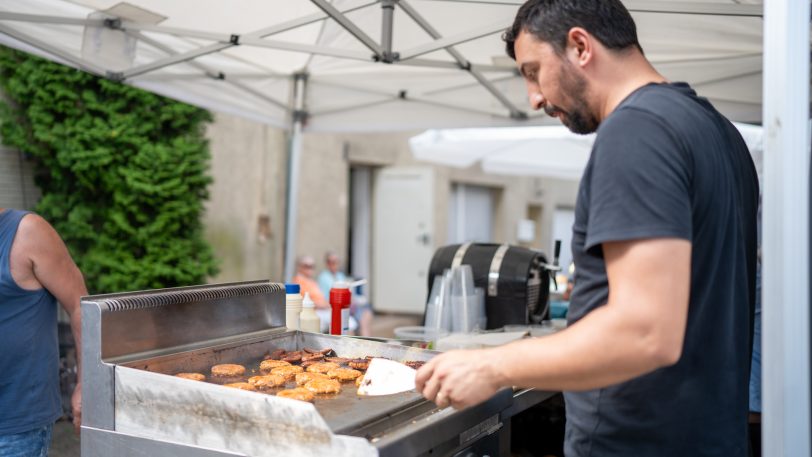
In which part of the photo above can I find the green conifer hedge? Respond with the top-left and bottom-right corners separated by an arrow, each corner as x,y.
0,47 -> 219,293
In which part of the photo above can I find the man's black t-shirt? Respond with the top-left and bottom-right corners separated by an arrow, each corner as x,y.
564,82 -> 759,457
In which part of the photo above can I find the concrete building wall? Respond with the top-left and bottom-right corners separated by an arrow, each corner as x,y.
291,130 -> 579,273
0,145 -> 40,211
203,113 -> 288,283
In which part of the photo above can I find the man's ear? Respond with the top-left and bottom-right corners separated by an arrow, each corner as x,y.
567,27 -> 593,68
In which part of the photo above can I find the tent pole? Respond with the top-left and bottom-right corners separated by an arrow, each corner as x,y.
381,0 -> 396,63
762,0 -> 811,455
283,72 -> 308,282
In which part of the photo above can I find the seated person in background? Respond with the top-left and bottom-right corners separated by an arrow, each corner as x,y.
293,255 -> 357,334
317,251 -> 373,337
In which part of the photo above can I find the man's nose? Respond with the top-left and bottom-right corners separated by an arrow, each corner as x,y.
528,91 -> 545,111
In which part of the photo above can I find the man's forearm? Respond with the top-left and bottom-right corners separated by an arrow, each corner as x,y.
488,304 -> 677,392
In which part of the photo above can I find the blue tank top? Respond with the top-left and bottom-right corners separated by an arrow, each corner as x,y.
0,209 -> 61,434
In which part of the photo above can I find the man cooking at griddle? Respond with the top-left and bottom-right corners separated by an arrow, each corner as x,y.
416,1 -> 759,456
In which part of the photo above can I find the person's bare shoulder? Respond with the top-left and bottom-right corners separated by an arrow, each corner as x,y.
15,213 -> 63,255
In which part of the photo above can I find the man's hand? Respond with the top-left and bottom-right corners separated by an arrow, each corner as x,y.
72,382 -> 82,435
415,348 -> 505,410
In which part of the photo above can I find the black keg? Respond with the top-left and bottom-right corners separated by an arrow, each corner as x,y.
426,243 -> 554,329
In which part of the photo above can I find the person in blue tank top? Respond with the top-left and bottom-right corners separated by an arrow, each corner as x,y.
0,208 -> 87,457
416,1 -> 758,456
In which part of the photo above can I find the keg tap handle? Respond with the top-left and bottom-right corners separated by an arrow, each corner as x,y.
540,239 -> 563,291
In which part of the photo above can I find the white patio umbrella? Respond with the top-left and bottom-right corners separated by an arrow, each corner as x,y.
410,122 -> 763,181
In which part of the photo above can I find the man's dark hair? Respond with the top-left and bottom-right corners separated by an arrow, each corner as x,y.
504,0 -> 642,59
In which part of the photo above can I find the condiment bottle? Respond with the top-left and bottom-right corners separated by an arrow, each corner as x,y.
299,293 -> 320,333
329,282 -> 352,335
285,283 -> 302,330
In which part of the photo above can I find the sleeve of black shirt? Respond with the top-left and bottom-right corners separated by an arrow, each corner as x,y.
585,106 -> 693,251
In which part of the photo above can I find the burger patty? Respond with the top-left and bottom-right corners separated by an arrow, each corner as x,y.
211,364 -> 246,377
260,359 -> 291,372
175,372 -> 206,381
304,378 -> 341,394
327,368 -> 362,382
270,365 -> 304,380
277,387 -> 315,402
224,382 -> 255,391
248,374 -> 286,389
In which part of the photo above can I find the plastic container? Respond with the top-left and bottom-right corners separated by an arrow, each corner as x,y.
285,283 -> 302,330
299,293 -> 320,333
394,326 -> 449,349
329,282 -> 352,335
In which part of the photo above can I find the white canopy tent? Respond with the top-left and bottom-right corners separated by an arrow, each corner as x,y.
0,1 -> 808,454
0,0 -> 769,281
409,122 -> 765,180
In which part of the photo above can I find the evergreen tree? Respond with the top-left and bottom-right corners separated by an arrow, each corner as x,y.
0,47 -> 218,293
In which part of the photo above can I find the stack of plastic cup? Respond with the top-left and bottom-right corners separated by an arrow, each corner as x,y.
425,272 -> 452,332
450,265 -> 480,333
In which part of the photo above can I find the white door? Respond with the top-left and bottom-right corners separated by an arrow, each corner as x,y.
373,167 -> 435,314
448,183 -> 494,243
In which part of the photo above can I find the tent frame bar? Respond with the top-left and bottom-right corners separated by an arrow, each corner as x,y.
131,30 -> 291,112
310,0 -> 383,56
381,0 -> 397,62
397,19 -> 509,61
0,12 -> 105,26
425,0 -> 763,17
240,37 -> 373,61
120,42 -> 232,80
399,0 -> 524,118
0,22 -> 106,76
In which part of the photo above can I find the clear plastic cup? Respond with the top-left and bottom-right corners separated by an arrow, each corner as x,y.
425,275 -> 452,331
450,265 -> 478,333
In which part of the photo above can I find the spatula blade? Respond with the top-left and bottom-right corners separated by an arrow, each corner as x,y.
357,358 -> 417,396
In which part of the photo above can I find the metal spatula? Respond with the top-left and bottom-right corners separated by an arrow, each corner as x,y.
357,358 -> 417,396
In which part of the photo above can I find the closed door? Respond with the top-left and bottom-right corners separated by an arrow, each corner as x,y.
448,183 -> 494,243
373,167 -> 435,314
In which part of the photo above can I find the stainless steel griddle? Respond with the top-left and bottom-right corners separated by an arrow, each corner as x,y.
81,280 -> 554,457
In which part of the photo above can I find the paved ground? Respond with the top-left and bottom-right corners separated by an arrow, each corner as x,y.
49,420 -> 79,457
48,313 -> 422,454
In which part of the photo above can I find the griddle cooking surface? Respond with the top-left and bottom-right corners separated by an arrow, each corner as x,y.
205,355 -> 425,433
124,332 -> 435,435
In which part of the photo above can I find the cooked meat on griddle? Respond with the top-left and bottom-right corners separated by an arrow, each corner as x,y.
327,368 -> 362,382
259,359 -> 291,372
325,357 -> 350,364
276,387 -> 315,402
248,374 -> 286,389
404,361 -> 426,370
270,365 -> 304,380
304,378 -> 341,394
348,359 -> 370,371
295,372 -> 330,386
281,351 -> 303,363
175,372 -> 206,381
224,382 -> 255,391
301,352 -> 324,363
306,362 -> 340,374
266,349 -> 287,360
355,374 -> 365,388
211,364 -> 246,377
300,360 -> 319,368
304,347 -> 334,356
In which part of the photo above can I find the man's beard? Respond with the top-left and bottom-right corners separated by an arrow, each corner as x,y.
546,63 -> 599,135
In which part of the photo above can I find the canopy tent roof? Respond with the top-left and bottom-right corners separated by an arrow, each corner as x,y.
410,122 -> 764,180
0,0 -> 766,132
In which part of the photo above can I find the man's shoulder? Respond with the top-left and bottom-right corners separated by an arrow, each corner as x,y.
15,213 -> 59,250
